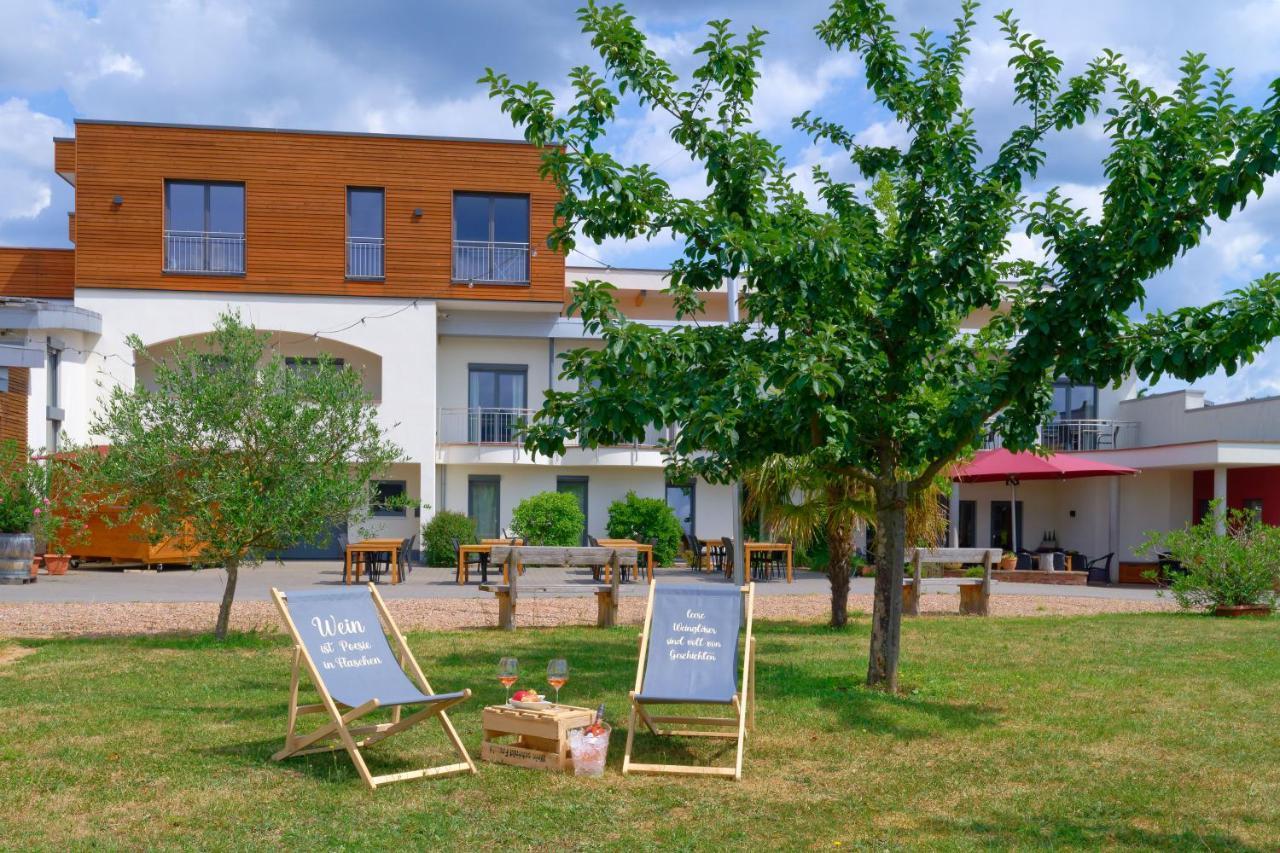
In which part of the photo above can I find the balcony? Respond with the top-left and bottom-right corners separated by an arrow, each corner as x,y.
346,237 -> 384,279
983,419 -> 1140,451
452,240 -> 529,284
438,408 -> 672,448
164,231 -> 245,274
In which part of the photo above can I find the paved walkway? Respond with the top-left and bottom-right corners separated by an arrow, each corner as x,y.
1,561 -> 1163,604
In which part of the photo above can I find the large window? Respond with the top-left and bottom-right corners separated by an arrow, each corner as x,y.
164,180 -> 245,274
468,476 -> 501,539
468,364 -> 527,442
346,187 -> 384,279
1051,380 -> 1097,422
452,192 -> 530,283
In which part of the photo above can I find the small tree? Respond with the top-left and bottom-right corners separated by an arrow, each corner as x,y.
422,510 -> 479,567
486,1 -> 1280,690
80,312 -> 402,639
510,491 -> 585,546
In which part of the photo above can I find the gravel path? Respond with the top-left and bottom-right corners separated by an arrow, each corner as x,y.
0,592 -> 1176,638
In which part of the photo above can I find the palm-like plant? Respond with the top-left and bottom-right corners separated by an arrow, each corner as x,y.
745,453 -> 951,622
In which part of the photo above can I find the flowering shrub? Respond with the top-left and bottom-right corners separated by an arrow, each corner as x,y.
1140,500 -> 1280,612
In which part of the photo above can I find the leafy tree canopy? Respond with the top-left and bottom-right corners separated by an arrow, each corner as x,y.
484,0 -> 1280,687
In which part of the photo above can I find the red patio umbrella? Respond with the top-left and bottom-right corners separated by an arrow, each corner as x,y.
951,449 -> 1138,552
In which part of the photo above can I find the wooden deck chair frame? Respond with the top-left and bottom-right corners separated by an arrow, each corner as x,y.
270,583 -> 476,791
622,582 -> 756,781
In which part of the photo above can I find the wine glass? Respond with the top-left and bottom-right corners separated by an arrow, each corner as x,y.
546,658 -> 568,705
498,657 -> 518,703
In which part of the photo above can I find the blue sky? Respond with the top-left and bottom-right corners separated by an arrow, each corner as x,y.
3,0 -> 1280,401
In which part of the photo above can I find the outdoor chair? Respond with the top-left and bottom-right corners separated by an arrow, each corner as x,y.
1015,550 -> 1034,571
1086,553 -> 1114,585
684,533 -> 707,573
622,582 -> 756,780
453,537 -> 489,584
397,535 -> 415,580
269,584 -> 475,790
720,536 -> 736,580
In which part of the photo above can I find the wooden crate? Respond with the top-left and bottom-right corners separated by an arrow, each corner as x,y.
480,704 -> 596,773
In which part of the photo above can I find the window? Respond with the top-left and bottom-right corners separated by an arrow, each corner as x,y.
346,187 -> 384,279
452,192 -> 530,283
468,364 -> 527,442
665,479 -> 695,540
284,356 -> 345,378
1051,380 -> 1097,421
371,480 -> 407,517
557,477 -> 589,545
0,367 -> 8,394
164,180 -> 245,273
468,476 -> 501,539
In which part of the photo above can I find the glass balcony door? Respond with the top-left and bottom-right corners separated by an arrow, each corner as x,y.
468,365 -> 527,443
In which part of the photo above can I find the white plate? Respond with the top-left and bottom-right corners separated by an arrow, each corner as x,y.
509,698 -> 552,710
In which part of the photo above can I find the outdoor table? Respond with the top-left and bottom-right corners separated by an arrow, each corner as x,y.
744,542 -> 794,583
456,540 -> 525,585
595,538 -> 655,581
344,538 -> 405,584
699,538 -> 723,572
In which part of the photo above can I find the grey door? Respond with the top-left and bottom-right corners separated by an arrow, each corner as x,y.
557,476 -> 589,545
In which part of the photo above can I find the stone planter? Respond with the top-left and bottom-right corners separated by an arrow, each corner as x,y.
0,532 -> 36,585
1213,603 -> 1273,618
43,554 -> 71,576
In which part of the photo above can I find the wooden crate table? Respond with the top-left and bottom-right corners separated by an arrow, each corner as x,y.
480,704 -> 597,772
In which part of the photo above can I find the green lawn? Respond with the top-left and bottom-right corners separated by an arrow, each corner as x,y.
2,614 -> 1278,850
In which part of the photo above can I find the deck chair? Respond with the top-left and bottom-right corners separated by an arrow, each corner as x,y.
622,582 -> 756,781
269,584 -> 476,790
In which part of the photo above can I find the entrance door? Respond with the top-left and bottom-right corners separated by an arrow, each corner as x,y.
469,476 -> 501,539
665,480 -> 695,540
557,476 -> 589,545
990,500 -> 1024,551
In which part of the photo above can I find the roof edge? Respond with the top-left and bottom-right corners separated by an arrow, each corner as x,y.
72,118 -> 535,148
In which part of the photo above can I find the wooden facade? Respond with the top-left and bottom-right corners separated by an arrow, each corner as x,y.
69,120 -> 565,303
0,367 -> 28,450
0,248 -> 75,299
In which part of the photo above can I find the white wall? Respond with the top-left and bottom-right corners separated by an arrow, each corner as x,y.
24,327 -> 98,452
436,335 -> 551,412
1119,389 -> 1280,447
73,288 -> 437,518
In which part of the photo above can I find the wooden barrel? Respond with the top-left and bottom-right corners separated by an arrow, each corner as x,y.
0,532 -> 34,584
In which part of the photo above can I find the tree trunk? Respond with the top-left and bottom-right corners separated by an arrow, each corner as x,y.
215,560 -> 239,640
867,481 -> 908,691
826,513 -> 855,628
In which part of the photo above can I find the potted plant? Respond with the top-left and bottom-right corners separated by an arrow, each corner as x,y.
1140,500 -> 1280,616
999,551 -> 1017,571
0,440 -> 41,584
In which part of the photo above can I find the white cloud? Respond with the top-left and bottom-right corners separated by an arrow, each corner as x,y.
751,55 -> 858,129
96,52 -> 144,80
0,169 -> 53,222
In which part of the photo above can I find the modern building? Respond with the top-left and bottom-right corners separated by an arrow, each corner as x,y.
2,118 -> 1277,573
955,381 -> 1280,581
2,119 -> 740,559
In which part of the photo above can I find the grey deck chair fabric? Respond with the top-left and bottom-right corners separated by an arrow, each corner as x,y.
636,585 -> 742,704
284,588 -> 466,708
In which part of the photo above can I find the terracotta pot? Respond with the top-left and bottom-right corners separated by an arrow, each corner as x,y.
1000,556 -> 1017,571
1213,603 -> 1273,618
43,554 -> 71,576
30,556 -> 41,578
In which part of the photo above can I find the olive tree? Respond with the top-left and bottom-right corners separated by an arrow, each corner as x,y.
82,312 -> 402,639
484,0 -> 1280,689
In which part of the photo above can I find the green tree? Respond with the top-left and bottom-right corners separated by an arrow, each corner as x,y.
484,1 -> 1280,689
510,491 -> 586,546
605,491 -> 683,566
80,312 -> 402,639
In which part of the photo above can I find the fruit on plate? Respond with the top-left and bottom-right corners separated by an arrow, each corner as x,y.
585,723 -> 608,736
511,689 -> 543,702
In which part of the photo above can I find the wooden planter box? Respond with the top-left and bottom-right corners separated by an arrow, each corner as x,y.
480,704 -> 596,773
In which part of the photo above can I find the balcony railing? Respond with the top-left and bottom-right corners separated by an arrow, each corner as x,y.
982,419 -> 1139,451
452,240 -> 529,283
346,237 -> 384,279
164,230 -> 245,274
438,407 -> 672,448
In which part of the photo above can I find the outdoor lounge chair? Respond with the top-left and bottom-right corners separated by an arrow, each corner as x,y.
269,584 -> 475,790
622,582 -> 756,781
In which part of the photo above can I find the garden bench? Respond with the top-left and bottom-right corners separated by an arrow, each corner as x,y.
480,546 -> 638,630
903,547 -> 999,616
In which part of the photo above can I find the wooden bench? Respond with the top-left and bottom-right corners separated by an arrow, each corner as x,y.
481,546 -> 638,630
903,547 -> 999,616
